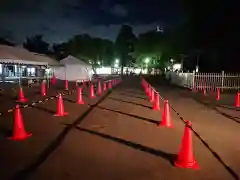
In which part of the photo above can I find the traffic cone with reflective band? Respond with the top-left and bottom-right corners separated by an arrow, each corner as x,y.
98,81 -> 102,95
174,121 -> 199,169
103,81 -> 107,91
216,88 -> 220,100
153,93 -> 161,111
77,87 -> 84,104
160,100 -> 173,128
65,80 -> 69,90
9,105 -> 32,141
235,92 -> 240,108
51,74 -> 56,85
54,94 -> 68,116
89,84 -> 95,98
41,81 -> 46,97
150,88 -> 155,103
17,87 -> 28,103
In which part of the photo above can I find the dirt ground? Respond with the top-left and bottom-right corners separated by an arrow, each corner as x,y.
0,76 -> 237,180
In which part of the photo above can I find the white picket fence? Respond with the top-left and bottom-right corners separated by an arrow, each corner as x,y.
166,71 -> 240,91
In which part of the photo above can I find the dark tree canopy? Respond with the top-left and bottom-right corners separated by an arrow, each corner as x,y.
115,25 -> 137,67
52,34 -> 114,66
23,35 -> 49,54
19,3 -> 240,73
178,0 -> 240,72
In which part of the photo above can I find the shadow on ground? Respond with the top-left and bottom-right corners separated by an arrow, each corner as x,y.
97,106 -> 159,125
117,92 -> 149,100
191,95 -> 240,124
76,126 -> 176,165
108,97 -> 152,109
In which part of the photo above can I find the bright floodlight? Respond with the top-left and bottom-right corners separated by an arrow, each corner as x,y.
115,59 -> 119,63
97,61 -> 101,65
173,63 -> 181,71
145,58 -> 150,64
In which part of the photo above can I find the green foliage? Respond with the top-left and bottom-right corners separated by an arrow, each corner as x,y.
134,30 -> 168,69
53,34 -> 114,66
115,25 -> 137,66
26,22 -> 197,71
23,35 -> 49,54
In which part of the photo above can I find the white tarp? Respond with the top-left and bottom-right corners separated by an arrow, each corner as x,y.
54,55 -> 93,81
0,45 -> 60,66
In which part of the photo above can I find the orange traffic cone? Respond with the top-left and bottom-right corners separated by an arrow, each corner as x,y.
98,81 -> 102,95
103,81 -> 107,91
235,92 -> 240,108
77,87 -> 84,104
54,94 -> 68,116
203,88 -> 206,96
148,86 -> 152,99
41,81 -> 46,97
9,105 -> 32,140
17,87 -> 28,103
153,93 -> 161,111
216,88 -> 220,100
51,74 -> 56,85
160,100 -> 173,128
108,80 -> 112,90
89,84 -> 95,98
150,88 -> 155,103
65,80 -> 69,90
174,121 -> 199,169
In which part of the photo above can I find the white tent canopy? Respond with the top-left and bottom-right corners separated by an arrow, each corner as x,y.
54,55 -> 93,81
0,45 -> 60,66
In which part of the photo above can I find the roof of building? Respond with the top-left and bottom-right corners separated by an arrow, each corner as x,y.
0,45 -> 60,66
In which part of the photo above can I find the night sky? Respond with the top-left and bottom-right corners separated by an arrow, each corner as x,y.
0,0 -> 184,43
